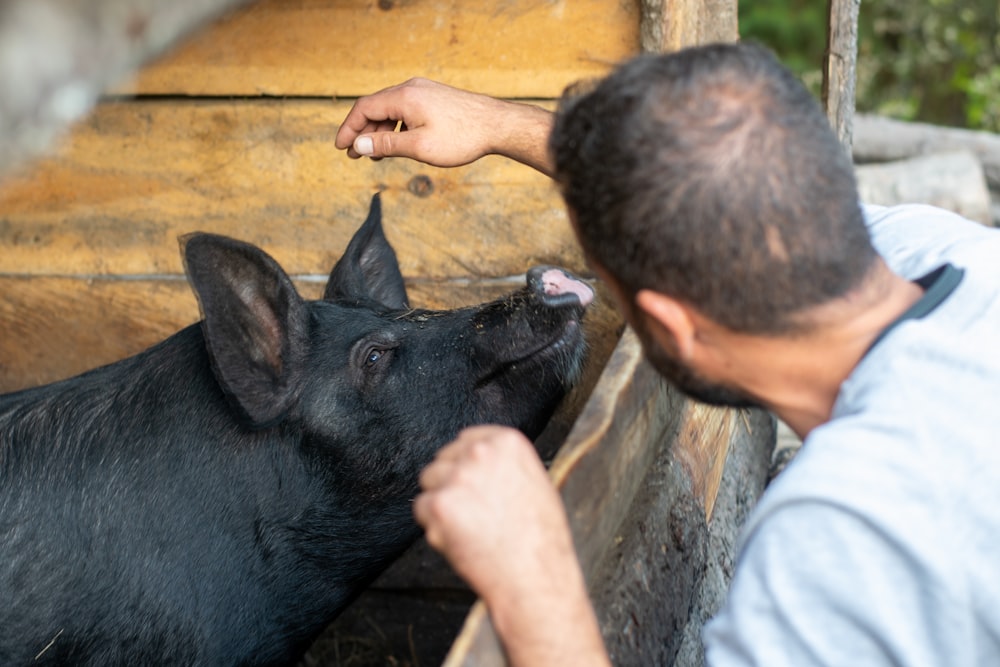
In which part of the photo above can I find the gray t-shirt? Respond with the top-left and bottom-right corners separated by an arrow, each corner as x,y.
703,204 -> 1000,666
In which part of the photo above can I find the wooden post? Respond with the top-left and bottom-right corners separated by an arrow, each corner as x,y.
640,0 -> 738,53
822,0 -> 861,150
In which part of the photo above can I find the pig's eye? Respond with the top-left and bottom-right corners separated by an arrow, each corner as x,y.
354,339 -> 396,375
364,347 -> 389,367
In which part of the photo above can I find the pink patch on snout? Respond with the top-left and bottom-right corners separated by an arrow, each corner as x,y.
541,269 -> 594,307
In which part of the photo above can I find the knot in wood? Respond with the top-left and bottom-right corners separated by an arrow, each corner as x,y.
407,174 -> 434,198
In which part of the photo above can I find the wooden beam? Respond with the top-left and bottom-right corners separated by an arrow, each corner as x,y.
118,0 -> 640,99
0,99 -> 583,280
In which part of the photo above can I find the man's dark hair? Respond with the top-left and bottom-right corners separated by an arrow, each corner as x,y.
550,41 -> 877,335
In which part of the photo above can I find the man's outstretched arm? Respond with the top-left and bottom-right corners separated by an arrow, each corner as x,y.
335,78 -> 556,176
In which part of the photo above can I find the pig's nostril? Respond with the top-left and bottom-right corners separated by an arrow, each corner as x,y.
532,267 -> 594,308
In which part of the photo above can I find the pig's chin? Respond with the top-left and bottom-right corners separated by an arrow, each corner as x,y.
474,318 -> 586,390
529,318 -> 585,375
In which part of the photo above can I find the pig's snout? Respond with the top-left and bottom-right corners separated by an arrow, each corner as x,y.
527,266 -> 595,309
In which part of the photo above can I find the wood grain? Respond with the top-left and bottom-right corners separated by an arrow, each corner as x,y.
640,0 -> 738,53
0,99 -> 583,279
116,0 -> 641,99
822,0 -> 860,151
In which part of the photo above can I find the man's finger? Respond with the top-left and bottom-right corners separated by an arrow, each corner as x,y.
418,456 -> 457,491
356,129 -> 431,161
412,490 -> 432,527
412,490 -> 453,552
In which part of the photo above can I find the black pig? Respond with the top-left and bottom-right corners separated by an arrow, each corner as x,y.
0,194 -> 593,666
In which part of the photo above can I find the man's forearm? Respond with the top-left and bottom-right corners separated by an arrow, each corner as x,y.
489,100 -> 557,177
482,546 -> 611,667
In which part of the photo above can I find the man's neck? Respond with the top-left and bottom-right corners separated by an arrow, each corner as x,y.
694,259 -> 925,439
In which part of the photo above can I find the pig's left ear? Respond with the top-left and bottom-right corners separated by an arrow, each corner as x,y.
323,193 -> 409,310
182,233 -> 309,427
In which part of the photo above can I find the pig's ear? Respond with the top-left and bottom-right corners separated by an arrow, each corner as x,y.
323,193 -> 409,310
181,233 -> 308,427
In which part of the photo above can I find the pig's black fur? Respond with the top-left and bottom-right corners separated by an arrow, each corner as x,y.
0,194 -> 589,666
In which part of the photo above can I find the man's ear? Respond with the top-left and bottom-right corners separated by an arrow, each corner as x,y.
635,289 -> 696,361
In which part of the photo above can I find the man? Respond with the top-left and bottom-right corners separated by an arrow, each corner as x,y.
335,42 -> 1000,666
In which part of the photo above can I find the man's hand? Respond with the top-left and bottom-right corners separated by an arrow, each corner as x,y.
414,425 -> 569,597
413,425 -> 610,667
335,78 -> 555,175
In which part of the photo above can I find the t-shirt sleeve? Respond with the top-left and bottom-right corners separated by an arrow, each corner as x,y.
702,499 -> 967,667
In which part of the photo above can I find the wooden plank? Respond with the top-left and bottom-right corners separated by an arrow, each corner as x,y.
443,604 -> 505,667
552,331 -> 735,564
443,329 -> 739,665
116,0 -> 641,99
589,407 -> 774,665
0,278 -> 200,392
0,99 -> 584,279
552,329 -> 686,576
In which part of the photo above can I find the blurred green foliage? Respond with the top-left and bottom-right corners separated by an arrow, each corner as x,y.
738,0 -> 1000,132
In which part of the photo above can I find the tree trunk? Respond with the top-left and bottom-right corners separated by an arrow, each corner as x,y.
823,0 -> 860,152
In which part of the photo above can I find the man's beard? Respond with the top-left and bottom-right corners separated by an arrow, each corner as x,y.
633,320 -> 761,409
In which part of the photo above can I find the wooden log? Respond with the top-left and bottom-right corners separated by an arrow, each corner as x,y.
639,0 -> 738,53
0,0 -> 254,178
855,151 -> 994,226
119,0 -> 640,99
853,114 -> 1000,196
670,409 -> 775,667
0,277 -> 201,392
822,0 -> 861,151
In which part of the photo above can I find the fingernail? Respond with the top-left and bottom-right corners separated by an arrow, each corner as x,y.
355,136 -> 374,156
